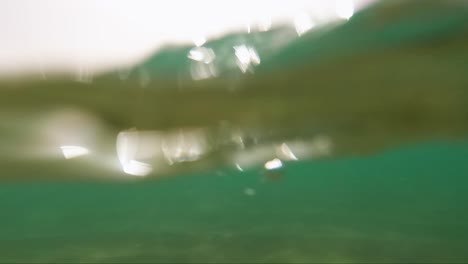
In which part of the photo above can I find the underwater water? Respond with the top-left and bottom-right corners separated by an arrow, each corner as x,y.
1,140 -> 468,263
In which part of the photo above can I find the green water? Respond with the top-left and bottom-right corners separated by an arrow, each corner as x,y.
2,141 -> 468,263
2,1 -> 468,262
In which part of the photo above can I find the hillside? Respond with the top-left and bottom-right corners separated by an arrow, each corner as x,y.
260,0 -> 468,71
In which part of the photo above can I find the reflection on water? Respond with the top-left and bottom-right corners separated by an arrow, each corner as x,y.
190,60 -> 218,80
0,106 -> 336,180
112,126 -> 333,178
121,159 -> 153,177
188,47 -> 216,64
161,129 -> 209,164
116,128 -> 210,176
276,143 -> 298,160
264,158 -> 283,170
233,45 -> 261,73
60,145 -> 90,159
188,47 -> 218,80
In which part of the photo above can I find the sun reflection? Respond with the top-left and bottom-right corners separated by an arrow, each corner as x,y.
116,128 -> 209,176
161,129 -> 209,164
190,62 -> 217,80
335,0 -> 354,20
116,130 -> 158,177
233,45 -> 261,73
250,13 -> 272,32
231,144 -> 274,170
229,135 -> 333,172
294,12 -> 315,36
193,36 -> 207,47
188,47 -> 217,80
38,109 -> 105,160
258,16 -> 272,32
277,136 -> 333,160
264,158 -> 283,170
122,159 -> 153,177
187,47 -> 216,64
60,145 -> 89,159
276,143 -> 298,161
114,125 -> 333,178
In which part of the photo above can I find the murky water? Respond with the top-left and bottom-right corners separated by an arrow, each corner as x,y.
1,141 -> 468,262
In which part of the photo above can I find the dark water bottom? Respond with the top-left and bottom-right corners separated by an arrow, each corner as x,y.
2,233 -> 466,263
1,141 -> 468,263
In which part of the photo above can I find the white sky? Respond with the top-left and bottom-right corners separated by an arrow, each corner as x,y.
0,0 -> 374,75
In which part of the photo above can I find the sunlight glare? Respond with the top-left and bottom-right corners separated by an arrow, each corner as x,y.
60,145 -> 90,159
